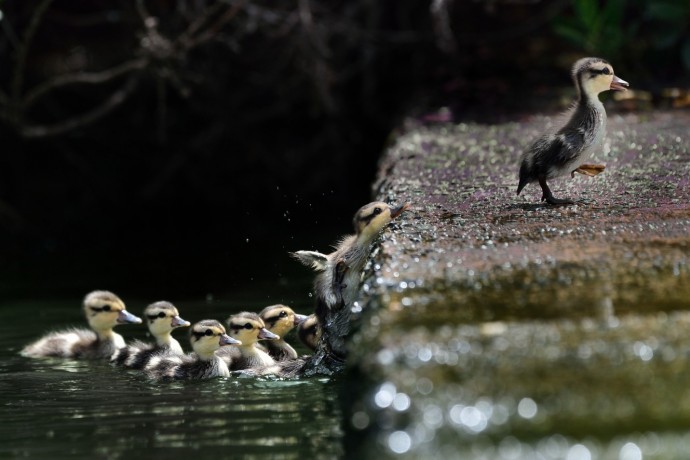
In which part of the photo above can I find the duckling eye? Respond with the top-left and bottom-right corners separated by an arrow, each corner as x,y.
279,311 -> 288,318
373,207 -> 382,216
101,305 -> 111,312
244,323 -> 253,330
157,312 -> 166,318
602,68 -> 611,75
204,329 -> 213,336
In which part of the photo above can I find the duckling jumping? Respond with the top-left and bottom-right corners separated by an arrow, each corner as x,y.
111,301 -> 190,369
258,305 -> 308,361
517,57 -> 628,204
145,320 -> 240,380
217,312 -> 279,371
21,290 -> 142,359
292,201 -> 409,371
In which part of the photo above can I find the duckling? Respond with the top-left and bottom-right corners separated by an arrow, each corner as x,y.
258,304 -> 308,361
216,312 -> 279,371
297,313 -> 321,352
111,301 -> 190,369
145,320 -> 241,380
517,57 -> 628,204
292,201 -> 409,368
20,290 -> 142,359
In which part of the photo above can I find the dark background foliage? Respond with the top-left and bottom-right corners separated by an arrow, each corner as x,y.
0,0 -> 687,300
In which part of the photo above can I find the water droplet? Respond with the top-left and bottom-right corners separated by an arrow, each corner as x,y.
517,397 -> 538,419
387,431 -> 412,454
392,393 -> 411,412
373,382 -> 396,408
566,444 -> 591,460
351,411 -> 369,430
619,442 -> 642,460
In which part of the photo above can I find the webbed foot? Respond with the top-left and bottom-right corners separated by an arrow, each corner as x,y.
571,164 -> 606,178
541,193 -> 574,205
538,176 -> 574,205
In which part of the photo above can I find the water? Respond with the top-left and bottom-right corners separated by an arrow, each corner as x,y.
0,297 -> 343,459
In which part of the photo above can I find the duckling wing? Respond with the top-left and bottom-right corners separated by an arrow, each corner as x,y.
215,346 -> 240,367
291,251 -> 329,271
112,340 -> 170,369
524,132 -> 586,180
20,328 -> 97,358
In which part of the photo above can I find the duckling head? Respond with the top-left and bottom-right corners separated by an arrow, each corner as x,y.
226,312 -> 279,347
353,201 -> 410,242
297,313 -> 321,352
190,319 -> 240,359
144,301 -> 190,338
83,290 -> 141,333
259,304 -> 308,339
573,57 -> 628,100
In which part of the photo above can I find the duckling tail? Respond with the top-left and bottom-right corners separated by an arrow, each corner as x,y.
516,177 -> 528,196
516,162 -> 531,196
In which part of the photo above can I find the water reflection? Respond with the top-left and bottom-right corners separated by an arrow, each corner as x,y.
349,295 -> 690,459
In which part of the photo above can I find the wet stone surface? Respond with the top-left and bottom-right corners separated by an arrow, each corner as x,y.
347,111 -> 690,459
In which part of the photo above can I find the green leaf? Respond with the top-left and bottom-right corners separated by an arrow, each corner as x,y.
574,0 -> 600,26
602,0 -> 626,26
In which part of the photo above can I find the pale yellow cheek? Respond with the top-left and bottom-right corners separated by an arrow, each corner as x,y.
596,76 -> 613,93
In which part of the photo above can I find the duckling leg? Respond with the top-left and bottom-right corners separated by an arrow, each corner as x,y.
538,176 -> 573,205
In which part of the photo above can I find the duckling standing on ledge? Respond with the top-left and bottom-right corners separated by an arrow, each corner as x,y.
111,301 -> 190,369
21,290 -> 142,359
216,312 -> 279,371
145,320 -> 241,380
258,305 -> 308,361
516,57 -> 628,204
292,201 -> 410,371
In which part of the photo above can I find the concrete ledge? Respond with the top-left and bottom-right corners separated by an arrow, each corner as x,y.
347,110 -> 690,458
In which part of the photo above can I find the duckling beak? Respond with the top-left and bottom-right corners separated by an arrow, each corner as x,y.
220,334 -> 241,346
294,314 -> 309,326
390,203 -> 411,219
610,75 -> 629,91
171,315 -> 191,328
117,310 -> 142,324
258,328 -> 279,340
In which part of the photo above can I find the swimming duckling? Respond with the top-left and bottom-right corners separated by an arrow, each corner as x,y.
145,320 -> 240,380
258,304 -> 308,361
111,301 -> 190,369
216,312 -> 279,371
297,313 -> 320,352
246,313 -> 320,379
21,290 -> 142,359
517,57 -> 628,204
292,201 -> 409,369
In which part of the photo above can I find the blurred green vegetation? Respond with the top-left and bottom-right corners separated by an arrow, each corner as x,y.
553,0 -> 690,81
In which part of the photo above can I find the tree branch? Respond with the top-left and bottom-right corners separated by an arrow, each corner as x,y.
11,0 -> 53,106
22,58 -> 148,110
20,77 -> 139,138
